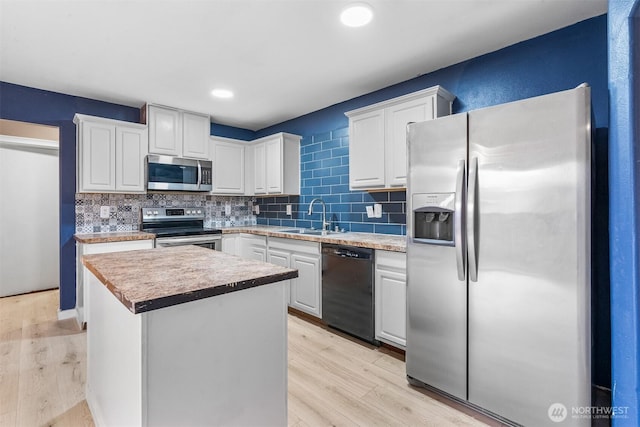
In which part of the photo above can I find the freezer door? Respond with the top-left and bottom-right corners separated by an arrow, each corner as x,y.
467,87 -> 591,426
406,113 -> 468,400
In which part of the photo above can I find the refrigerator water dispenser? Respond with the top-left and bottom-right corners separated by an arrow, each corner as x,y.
412,193 -> 455,246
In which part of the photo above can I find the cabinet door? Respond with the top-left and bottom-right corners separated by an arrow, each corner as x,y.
212,139 -> 245,194
238,234 -> 267,261
375,267 -> 407,347
148,105 -> 181,156
290,253 -> 321,317
182,112 -> 210,159
349,109 -> 385,189
80,122 -> 116,191
265,137 -> 283,194
116,126 -> 148,192
267,248 -> 291,304
385,97 -> 434,187
221,235 -> 239,256
253,142 -> 266,194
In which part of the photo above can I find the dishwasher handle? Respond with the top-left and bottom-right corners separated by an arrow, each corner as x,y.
322,245 -> 373,260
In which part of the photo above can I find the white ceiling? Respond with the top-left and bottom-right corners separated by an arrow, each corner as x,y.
1,0 -> 607,131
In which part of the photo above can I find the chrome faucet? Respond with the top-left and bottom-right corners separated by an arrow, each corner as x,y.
308,198 -> 330,231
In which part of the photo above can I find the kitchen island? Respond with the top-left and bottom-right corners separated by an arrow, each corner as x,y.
82,245 -> 298,427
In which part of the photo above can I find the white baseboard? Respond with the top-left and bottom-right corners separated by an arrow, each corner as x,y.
58,308 -> 78,322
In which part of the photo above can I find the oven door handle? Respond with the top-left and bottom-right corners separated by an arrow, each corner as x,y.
156,235 -> 222,246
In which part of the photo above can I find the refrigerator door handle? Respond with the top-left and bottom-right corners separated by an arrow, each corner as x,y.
454,159 -> 466,281
467,156 -> 479,282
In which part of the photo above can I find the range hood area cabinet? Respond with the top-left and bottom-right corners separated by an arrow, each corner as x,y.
143,104 -> 210,160
346,86 -> 455,190
245,133 -> 301,196
74,114 -> 148,193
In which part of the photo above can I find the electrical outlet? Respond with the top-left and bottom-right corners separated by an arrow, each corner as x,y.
100,206 -> 110,219
374,203 -> 383,218
225,203 -> 232,216
286,204 -> 292,215
254,205 -> 260,214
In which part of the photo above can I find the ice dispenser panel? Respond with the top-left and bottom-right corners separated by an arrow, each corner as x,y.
412,193 -> 455,246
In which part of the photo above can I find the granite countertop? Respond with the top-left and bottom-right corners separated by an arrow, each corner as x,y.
82,245 -> 298,314
74,225 -> 407,252
74,231 -> 155,244
222,225 -> 407,252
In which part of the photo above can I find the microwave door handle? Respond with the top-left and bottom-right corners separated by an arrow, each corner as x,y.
197,160 -> 202,190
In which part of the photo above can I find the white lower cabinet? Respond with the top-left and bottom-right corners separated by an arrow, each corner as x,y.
267,237 -> 321,318
76,239 -> 154,327
375,250 -> 407,348
221,234 -> 240,256
238,234 -> 267,261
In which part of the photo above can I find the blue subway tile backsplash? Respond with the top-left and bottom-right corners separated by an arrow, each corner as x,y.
256,127 -> 406,235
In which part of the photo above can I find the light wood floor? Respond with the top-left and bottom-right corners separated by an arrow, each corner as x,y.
1,289 -> 490,426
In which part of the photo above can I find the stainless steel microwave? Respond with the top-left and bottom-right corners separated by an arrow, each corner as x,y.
146,155 -> 212,192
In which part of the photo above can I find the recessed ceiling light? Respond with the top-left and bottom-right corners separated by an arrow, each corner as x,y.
340,3 -> 373,27
211,88 -> 234,99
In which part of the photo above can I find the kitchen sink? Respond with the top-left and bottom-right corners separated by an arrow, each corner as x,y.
278,228 -> 337,236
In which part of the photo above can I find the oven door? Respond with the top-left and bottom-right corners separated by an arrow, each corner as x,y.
155,235 -> 221,251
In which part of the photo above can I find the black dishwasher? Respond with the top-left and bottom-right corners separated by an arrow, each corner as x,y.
321,244 -> 376,344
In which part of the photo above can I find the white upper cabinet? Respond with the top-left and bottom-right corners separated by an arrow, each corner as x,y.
253,142 -> 267,194
148,105 -> 181,156
210,136 -> 245,194
147,105 -> 210,159
116,127 -> 148,192
346,86 -> 455,190
182,112 -> 211,159
348,109 -> 385,189
249,133 -> 301,196
75,114 -> 147,193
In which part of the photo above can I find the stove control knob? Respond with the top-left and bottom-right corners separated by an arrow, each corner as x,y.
186,210 -> 192,214
153,211 -> 159,215
197,210 -> 202,214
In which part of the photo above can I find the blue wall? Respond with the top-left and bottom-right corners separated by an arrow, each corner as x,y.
607,1 -> 640,425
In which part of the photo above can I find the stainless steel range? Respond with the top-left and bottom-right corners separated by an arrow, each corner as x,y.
141,207 -> 222,250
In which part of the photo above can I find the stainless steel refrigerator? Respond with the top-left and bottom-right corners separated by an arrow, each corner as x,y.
406,85 -> 591,426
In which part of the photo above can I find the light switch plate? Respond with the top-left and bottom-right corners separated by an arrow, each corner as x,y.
225,203 -> 232,216
286,204 -> 292,215
100,206 -> 110,219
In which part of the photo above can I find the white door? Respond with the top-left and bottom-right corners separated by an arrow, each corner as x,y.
212,139 -> 245,194
81,121 -> 115,191
290,253 -> 321,317
182,112 -> 210,159
348,109 -> 385,189
253,143 -> 266,194
265,138 -> 282,194
0,134 -> 59,297
148,105 -> 181,156
385,97 -> 434,187
116,126 -> 147,192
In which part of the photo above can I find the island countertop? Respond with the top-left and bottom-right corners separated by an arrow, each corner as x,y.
82,245 -> 298,314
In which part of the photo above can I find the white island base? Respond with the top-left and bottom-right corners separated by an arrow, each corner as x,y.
86,272 -> 288,427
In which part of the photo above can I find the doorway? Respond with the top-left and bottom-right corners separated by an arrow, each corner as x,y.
0,119 -> 60,297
